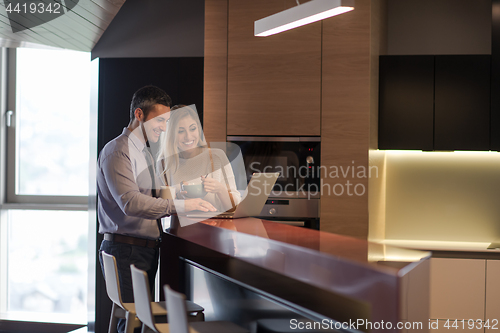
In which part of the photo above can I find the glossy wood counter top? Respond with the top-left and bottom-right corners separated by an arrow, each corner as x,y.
164,217 -> 430,328
168,217 -> 430,267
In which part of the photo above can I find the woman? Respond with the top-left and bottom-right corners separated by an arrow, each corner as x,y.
157,105 -> 241,212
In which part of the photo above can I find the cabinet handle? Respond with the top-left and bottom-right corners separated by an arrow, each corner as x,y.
5,110 -> 14,127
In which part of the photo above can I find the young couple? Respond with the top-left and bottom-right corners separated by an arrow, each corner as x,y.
96,85 -> 240,333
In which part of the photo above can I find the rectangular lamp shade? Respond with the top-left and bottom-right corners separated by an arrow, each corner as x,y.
255,0 -> 354,37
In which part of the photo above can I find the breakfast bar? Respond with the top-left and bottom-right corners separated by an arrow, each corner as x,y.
160,218 -> 430,333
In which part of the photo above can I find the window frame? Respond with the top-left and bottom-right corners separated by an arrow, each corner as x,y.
4,48 -> 87,208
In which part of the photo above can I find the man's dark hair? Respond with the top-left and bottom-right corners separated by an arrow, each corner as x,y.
129,85 -> 172,121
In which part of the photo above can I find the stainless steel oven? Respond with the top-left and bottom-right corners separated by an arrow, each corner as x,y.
227,136 -> 320,229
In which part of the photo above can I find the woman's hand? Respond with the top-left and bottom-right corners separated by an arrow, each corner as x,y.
201,175 -> 224,194
177,181 -> 188,198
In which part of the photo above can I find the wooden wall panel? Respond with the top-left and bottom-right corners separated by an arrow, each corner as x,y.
204,0 -> 228,144
371,0 -> 387,150
226,0 -> 321,136
205,0 -> 379,238
321,0 -> 373,238
368,0 -> 387,241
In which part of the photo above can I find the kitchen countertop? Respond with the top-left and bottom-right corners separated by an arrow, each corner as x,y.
168,217 -> 431,270
162,217 -> 431,327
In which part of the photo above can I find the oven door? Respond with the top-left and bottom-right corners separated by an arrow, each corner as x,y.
227,136 -> 320,229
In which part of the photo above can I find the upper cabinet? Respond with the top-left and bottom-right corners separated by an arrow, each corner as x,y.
379,56 -> 434,150
226,0 -> 322,136
379,55 -> 491,151
434,55 -> 490,150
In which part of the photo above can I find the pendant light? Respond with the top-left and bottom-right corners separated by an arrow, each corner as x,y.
255,0 -> 354,37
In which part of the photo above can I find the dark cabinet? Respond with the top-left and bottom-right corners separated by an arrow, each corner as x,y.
434,55 -> 490,150
379,56 -> 434,150
379,55 -> 491,151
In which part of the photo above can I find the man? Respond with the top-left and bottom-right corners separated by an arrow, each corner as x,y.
96,85 -> 215,333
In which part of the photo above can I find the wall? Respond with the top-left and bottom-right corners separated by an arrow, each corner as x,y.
97,58 -> 204,150
367,0 -> 387,241
203,0 -> 227,144
91,0 -> 205,59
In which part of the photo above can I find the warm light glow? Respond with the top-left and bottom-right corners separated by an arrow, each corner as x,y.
255,0 -> 355,37
256,7 -> 353,37
368,243 -> 430,262
380,239 -> 493,251
381,149 -> 499,156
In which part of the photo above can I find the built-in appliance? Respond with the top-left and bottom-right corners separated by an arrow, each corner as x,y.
227,136 -> 320,229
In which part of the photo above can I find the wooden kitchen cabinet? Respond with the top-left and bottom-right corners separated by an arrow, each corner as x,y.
379,55 -> 491,151
430,257 -> 500,333
226,0 -> 321,136
486,260 -> 500,332
430,258 -> 486,320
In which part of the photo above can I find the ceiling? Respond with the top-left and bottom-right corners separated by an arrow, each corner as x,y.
0,0 -> 125,51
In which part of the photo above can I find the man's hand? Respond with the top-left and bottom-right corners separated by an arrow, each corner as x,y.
184,198 -> 217,212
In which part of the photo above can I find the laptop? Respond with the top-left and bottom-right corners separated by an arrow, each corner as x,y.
184,172 -> 279,219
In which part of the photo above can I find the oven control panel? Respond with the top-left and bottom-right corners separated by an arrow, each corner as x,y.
260,198 -> 319,218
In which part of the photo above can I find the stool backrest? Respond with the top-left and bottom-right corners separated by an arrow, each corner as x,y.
164,285 -> 189,333
101,251 -> 123,307
130,265 -> 157,332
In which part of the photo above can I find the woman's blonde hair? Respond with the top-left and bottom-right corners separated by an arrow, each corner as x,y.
157,104 -> 207,179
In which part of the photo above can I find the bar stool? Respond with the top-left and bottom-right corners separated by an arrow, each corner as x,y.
130,264 -> 249,333
102,251 -> 154,333
164,285 -> 249,333
102,252 -> 203,333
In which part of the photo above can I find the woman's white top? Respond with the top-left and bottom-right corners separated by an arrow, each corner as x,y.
160,148 -> 241,212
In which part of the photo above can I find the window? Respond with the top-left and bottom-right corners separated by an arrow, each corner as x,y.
4,210 -> 88,323
0,48 -> 91,325
7,48 -> 90,203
